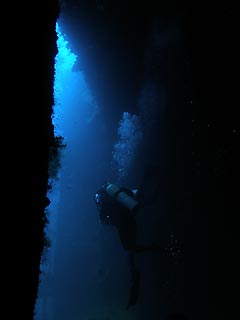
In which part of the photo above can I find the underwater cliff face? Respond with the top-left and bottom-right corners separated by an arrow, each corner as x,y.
14,1 -> 61,319
18,1 -> 235,319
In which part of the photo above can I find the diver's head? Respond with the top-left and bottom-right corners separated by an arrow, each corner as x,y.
94,192 -> 101,204
94,190 -> 112,225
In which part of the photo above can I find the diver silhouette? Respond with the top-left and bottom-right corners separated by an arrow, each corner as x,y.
94,181 -> 171,309
94,182 -> 166,253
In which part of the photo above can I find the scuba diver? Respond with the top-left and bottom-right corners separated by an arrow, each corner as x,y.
94,181 -> 171,309
95,181 -> 165,253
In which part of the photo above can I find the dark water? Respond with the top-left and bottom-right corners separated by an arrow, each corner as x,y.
33,3 -> 223,319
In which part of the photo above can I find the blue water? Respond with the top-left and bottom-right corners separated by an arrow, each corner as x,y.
33,19 -> 145,320
33,14 -> 184,320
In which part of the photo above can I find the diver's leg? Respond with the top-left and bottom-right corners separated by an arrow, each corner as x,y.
126,252 -> 140,309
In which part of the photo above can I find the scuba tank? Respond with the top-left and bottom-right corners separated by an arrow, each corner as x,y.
105,182 -> 139,213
